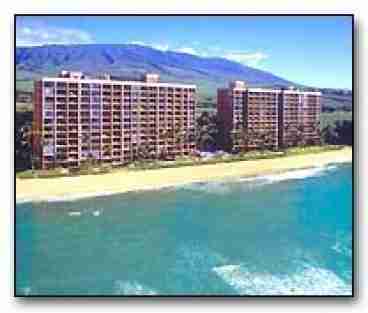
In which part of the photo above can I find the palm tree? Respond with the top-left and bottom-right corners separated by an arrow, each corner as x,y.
230,129 -> 241,153
282,123 -> 293,149
20,123 -> 42,170
263,130 -> 276,151
321,125 -> 338,145
295,124 -> 306,147
310,121 -> 322,145
137,141 -> 154,160
102,143 -> 112,162
158,129 -> 170,160
233,127 -> 259,153
256,130 -> 269,152
173,125 -> 187,157
196,112 -> 219,152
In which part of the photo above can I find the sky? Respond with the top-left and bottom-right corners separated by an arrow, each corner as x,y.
15,15 -> 353,89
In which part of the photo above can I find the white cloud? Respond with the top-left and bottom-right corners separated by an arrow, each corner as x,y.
16,26 -> 93,46
125,42 -> 269,68
174,47 -> 200,55
129,41 -> 147,46
152,43 -> 169,51
223,51 -> 269,67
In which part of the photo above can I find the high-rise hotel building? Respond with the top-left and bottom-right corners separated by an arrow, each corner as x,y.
33,71 -> 196,169
217,81 -> 321,151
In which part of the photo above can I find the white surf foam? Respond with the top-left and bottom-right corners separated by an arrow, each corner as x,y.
20,286 -> 32,295
175,164 -> 340,194
68,211 -> 81,216
261,167 -> 331,183
176,180 -> 232,195
238,164 -> 338,185
92,210 -> 101,216
332,242 -> 352,258
113,280 -> 157,295
213,264 -> 351,296
46,191 -> 116,203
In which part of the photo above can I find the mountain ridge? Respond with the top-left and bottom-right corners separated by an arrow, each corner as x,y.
15,44 -> 352,111
16,44 -> 296,95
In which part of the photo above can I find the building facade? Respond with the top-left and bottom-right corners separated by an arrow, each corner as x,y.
217,81 -> 321,151
33,71 -> 197,169
278,89 -> 321,148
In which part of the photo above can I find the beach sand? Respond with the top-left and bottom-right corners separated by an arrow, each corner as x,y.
16,147 -> 352,202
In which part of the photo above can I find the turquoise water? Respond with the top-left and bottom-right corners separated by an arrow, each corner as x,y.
16,163 -> 353,296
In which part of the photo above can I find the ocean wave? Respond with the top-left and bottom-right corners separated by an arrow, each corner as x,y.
332,242 -> 352,258
18,286 -> 32,295
67,208 -> 104,217
177,181 -> 232,194
16,198 -> 34,204
237,164 -> 338,185
176,164 -> 340,194
177,244 -> 228,268
113,280 -> 157,295
213,264 -> 352,296
47,191 -> 116,203
68,211 -> 82,216
259,166 -> 337,183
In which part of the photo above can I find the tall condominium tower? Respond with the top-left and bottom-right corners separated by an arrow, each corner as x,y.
278,88 -> 321,148
217,81 -> 321,151
33,71 -> 197,169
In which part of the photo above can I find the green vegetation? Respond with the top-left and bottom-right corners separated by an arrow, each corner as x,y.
16,145 -> 345,179
16,102 -> 33,112
15,111 -> 33,171
196,111 -> 221,151
15,107 -> 352,178
16,80 -> 33,93
321,111 -> 352,130
320,88 -> 352,112
321,120 -> 352,146
284,145 -> 342,156
320,111 -> 352,147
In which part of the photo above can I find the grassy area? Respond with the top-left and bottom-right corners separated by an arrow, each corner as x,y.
16,145 -> 345,179
320,111 -> 352,129
16,80 -> 34,93
16,102 -> 33,112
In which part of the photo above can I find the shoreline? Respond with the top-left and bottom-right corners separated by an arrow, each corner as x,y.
16,147 -> 352,203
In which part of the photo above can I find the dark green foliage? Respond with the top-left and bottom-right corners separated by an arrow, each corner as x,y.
196,112 -> 221,151
321,120 -> 352,146
15,111 -> 33,171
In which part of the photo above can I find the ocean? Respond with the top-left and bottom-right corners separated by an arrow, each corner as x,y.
15,163 -> 353,296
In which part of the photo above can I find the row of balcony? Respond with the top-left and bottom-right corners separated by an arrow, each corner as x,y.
45,84 -> 195,91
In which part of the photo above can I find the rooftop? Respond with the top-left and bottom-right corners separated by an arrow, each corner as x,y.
41,71 -> 197,89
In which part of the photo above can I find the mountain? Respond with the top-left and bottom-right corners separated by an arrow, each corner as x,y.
15,44 -> 352,111
16,44 -> 294,97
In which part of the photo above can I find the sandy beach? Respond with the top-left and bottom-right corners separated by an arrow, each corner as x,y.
16,147 -> 352,202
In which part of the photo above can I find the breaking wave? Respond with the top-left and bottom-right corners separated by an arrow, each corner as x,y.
213,263 -> 351,296
175,164 -> 339,194
332,241 -> 352,258
17,286 -> 32,295
113,280 -> 157,295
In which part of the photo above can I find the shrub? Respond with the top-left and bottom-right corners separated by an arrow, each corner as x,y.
99,164 -> 112,174
17,170 -> 36,179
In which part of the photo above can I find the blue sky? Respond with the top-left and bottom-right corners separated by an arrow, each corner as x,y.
16,15 -> 353,89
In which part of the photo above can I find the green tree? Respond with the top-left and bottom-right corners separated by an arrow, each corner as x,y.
196,112 -> 220,152
158,129 -> 170,160
20,123 -> 43,170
